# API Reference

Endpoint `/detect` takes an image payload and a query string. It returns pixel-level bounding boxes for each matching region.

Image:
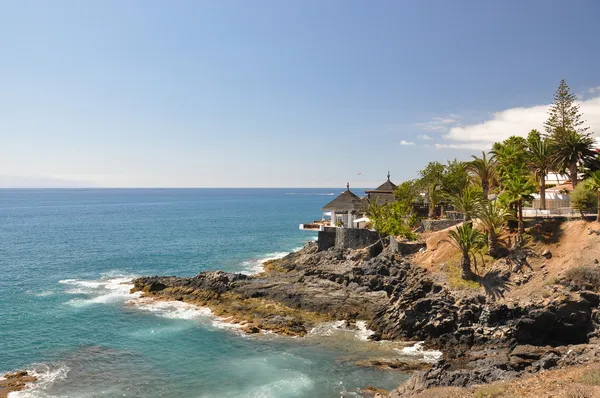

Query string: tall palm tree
[500,173,536,241]
[550,129,597,188]
[584,171,600,222]
[527,131,554,210]
[477,200,511,257]
[447,186,484,222]
[467,152,496,198]
[447,223,486,280]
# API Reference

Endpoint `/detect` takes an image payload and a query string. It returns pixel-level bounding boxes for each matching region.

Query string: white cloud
[400,140,416,146]
[588,86,600,94]
[416,116,458,132]
[440,95,600,150]
[417,134,434,140]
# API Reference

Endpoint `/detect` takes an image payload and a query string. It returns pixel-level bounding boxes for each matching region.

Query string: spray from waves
[396,342,443,363]
[129,297,241,330]
[240,252,290,274]
[308,320,375,341]
[8,363,70,398]
[59,274,140,307]
[240,237,317,274]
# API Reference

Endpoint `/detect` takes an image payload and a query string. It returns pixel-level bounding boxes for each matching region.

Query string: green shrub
[564,265,600,290]
[475,384,507,398]
[571,183,598,217]
[580,369,600,386]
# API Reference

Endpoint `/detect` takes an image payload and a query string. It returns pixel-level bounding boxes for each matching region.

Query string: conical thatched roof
[373,172,396,192]
[322,183,364,212]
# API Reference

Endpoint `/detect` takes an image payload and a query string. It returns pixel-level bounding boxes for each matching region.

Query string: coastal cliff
[132,222,600,396]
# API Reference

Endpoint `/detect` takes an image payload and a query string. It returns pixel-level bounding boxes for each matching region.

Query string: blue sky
[1,0,599,188]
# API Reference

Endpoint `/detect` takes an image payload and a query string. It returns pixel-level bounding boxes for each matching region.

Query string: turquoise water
[0,189,411,397]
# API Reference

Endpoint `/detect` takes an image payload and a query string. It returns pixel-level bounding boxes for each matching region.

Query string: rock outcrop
[133,241,600,395]
[0,371,36,398]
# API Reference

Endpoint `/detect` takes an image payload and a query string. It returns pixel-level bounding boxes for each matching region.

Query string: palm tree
[477,200,511,257]
[584,171,600,222]
[527,131,554,210]
[466,152,496,198]
[447,223,486,280]
[426,184,442,219]
[447,186,484,222]
[500,173,536,241]
[550,129,597,188]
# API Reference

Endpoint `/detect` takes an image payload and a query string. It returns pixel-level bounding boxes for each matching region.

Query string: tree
[366,198,418,240]
[491,136,528,187]
[447,223,486,280]
[549,128,597,187]
[419,161,445,219]
[441,159,470,197]
[526,130,553,210]
[466,152,496,198]
[447,186,484,222]
[478,200,511,257]
[570,182,598,220]
[583,171,600,222]
[544,79,589,136]
[500,172,536,241]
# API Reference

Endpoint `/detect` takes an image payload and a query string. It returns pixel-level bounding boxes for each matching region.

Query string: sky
[1,0,599,188]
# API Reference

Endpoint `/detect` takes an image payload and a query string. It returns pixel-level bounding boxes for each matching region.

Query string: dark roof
[322,183,365,212]
[366,192,396,206]
[366,172,397,193]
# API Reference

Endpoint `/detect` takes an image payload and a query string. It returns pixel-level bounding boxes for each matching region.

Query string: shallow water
[0,189,422,397]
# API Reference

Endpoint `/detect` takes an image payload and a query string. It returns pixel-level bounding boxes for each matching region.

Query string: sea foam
[60,275,140,307]
[397,342,443,363]
[8,363,70,398]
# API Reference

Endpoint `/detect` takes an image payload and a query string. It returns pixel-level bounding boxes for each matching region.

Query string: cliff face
[132,241,600,394]
[132,242,412,335]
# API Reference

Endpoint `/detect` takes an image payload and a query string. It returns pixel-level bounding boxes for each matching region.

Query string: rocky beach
[132,220,600,397]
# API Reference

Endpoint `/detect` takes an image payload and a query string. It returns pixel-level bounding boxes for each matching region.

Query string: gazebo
[364,172,397,206]
[322,183,365,228]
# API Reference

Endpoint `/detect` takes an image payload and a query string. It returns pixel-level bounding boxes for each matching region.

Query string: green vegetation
[467,151,497,198]
[583,171,600,222]
[366,197,418,241]
[564,265,600,291]
[474,384,508,398]
[571,183,598,219]
[478,200,512,257]
[447,223,486,280]
[364,80,599,280]
[580,369,600,386]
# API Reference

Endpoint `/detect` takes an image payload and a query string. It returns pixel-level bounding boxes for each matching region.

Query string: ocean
[0,189,414,397]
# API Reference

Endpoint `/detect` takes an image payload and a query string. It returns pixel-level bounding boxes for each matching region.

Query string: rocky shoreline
[132,241,600,396]
[0,371,37,398]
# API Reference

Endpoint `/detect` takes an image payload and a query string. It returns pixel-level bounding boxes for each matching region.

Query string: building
[364,172,397,206]
[322,183,365,228]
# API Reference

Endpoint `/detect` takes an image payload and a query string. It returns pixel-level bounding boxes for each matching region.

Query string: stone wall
[421,219,462,232]
[317,227,336,251]
[389,238,426,255]
[335,228,380,250]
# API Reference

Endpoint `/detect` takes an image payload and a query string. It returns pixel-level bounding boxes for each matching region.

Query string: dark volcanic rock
[133,241,600,393]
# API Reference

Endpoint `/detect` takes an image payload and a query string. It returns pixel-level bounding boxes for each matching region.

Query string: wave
[396,342,443,363]
[60,275,140,307]
[240,252,290,274]
[25,290,55,297]
[308,320,374,341]
[285,193,335,196]
[8,363,70,398]
[128,297,241,330]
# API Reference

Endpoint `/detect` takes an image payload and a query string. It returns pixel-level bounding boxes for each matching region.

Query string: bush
[571,183,598,216]
[475,384,508,398]
[564,265,600,290]
[580,369,600,386]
